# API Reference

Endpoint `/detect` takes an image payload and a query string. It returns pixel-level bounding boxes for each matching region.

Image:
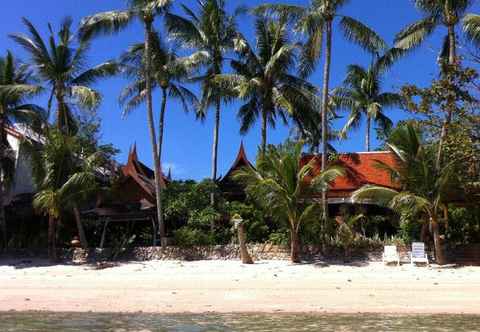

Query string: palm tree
[257,0,386,219]
[395,0,475,169]
[214,14,317,153]
[0,51,45,250]
[335,51,404,151]
[11,17,118,135]
[165,0,239,204]
[352,124,460,265]
[119,29,199,163]
[395,0,475,66]
[30,130,99,260]
[235,141,344,263]
[79,0,172,246]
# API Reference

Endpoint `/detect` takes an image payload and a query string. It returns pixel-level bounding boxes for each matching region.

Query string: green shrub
[447,206,480,245]
[173,227,215,247]
[268,231,289,246]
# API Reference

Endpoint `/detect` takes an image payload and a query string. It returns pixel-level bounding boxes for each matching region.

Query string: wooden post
[100,220,109,249]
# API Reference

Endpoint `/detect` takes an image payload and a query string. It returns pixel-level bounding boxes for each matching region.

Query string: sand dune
[1,259,479,314]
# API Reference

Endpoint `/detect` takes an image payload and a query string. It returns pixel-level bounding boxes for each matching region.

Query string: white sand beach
[1,259,479,314]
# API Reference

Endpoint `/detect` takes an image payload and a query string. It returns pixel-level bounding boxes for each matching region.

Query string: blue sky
[2,0,479,180]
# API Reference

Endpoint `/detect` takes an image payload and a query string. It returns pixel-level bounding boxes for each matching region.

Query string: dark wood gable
[219,142,254,201]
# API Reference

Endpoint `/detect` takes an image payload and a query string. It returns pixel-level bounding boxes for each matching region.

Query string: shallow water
[1,312,479,332]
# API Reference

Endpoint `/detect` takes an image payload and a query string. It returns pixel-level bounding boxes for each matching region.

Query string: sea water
[1,312,479,331]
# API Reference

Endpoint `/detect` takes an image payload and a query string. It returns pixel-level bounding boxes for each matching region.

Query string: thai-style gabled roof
[120,144,167,206]
[219,142,255,201]
[301,151,401,199]
[220,142,254,183]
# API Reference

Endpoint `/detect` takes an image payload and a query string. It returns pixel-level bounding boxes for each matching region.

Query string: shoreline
[1,259,479,315]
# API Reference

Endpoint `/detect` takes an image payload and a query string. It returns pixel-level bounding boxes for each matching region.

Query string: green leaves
[235,141,343,230]
[463,14,480,47]
[394,16,438,50]
[340,16,387,55]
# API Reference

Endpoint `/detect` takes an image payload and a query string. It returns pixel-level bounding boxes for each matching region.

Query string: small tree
[231,213,253,264]
[235,141,344,263]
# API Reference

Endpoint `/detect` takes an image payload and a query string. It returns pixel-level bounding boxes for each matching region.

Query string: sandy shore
[1,259,479,314]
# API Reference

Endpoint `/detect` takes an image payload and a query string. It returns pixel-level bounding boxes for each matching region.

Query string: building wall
[5,131,36,205]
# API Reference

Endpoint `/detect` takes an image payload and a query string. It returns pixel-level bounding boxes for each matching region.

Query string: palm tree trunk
[238,222,253,264]
[435,17,457,170]
[210,99,221,206]
[261,109,267,154]
[320,20,333,222]
[73,205,88,249]
[48,215,57,262]
[158,88,167,161]
[290,225,301,263]
[0,115,7,250]
[366,115,371,152]
[447,24,456,65]
[431,217,446,265]
[144,19,166,247]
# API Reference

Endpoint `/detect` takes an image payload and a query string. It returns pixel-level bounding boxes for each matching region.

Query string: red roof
[301,152,400,198]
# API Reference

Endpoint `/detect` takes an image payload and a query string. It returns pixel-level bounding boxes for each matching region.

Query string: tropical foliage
[352,124,461,264]
[234,141,344,262]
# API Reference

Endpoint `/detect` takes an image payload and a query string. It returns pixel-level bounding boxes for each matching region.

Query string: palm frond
[340,16,388,55]
[79,10,134,42]
[394,16,438,50]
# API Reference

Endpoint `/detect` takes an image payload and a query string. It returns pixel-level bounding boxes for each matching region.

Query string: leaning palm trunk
[435,19,457,170]
[0,117,7,250]
[210,100,221,207]
[48,215,58,262]
[366,115,371,152]
[158,88,167,161]
[261,109,267,154]
[144,19,166,247]
[237,222,253,264]
[73,205,88,249]
[431,217,446,265]
[320,20,333,223]
[290,224,301,263]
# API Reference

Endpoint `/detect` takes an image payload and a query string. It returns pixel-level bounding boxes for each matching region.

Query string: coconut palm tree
[257,0,386,219]
[31,128,109,260]
[79,0,172,246]
[10,17,118,135]
[119,29,199,163]
[352,124,461,265]
[395,1,475,170]
[214,14,318,153]
[235,141,344,263]
[335,53,404,151]
[165,0,240,204]
[0,51,45,250]
[395,0,475,66]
